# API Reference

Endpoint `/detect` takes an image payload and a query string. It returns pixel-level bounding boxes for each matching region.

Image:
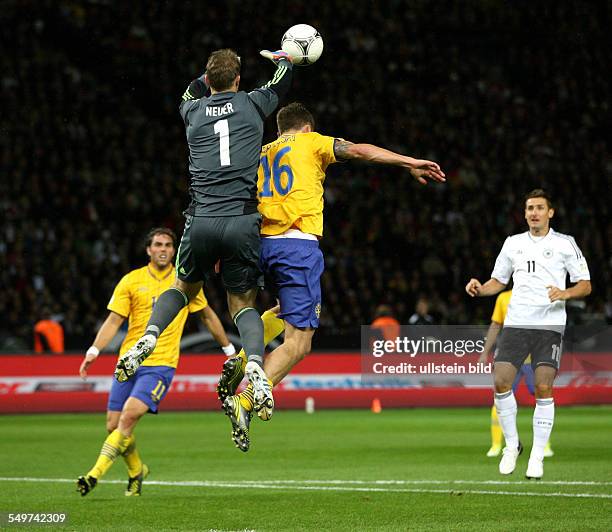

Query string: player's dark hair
[525,188,553,209]
[205,49,241,91]
[145,227,177,248]
[277,102,315,133]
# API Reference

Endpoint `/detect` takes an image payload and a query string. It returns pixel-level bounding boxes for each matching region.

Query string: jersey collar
[527,227,553,243]
[147,264,174,281]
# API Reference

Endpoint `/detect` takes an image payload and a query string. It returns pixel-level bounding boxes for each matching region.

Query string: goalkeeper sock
[234,308,264,366]
[491,405,503,448]
[145,288,188,338]
[236,308,285,371]
[87,429,131,479]
[122,434,143,478]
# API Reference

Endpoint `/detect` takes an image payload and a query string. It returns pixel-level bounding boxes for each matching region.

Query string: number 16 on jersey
[259,147,294,197]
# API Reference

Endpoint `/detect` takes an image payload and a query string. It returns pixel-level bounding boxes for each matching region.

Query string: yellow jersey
[491,290,512,324]
[257,132,336,237]
[107,265,207,368]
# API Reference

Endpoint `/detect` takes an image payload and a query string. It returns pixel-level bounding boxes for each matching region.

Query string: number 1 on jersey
[214,119,231,166]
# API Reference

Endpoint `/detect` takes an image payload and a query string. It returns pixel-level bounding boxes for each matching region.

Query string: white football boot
[526,456,544,480]
[499,442,523,475]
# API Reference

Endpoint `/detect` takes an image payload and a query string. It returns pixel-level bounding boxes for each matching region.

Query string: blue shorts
[512,363,535,395]
[260,238,324,328]
[108,365,175,413]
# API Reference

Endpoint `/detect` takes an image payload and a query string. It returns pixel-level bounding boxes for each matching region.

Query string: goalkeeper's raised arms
[260,49,294,64]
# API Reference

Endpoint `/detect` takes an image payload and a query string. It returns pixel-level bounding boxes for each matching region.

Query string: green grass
[1,407,611,531]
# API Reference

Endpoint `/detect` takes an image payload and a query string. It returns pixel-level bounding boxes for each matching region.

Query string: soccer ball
[281,24,324,66]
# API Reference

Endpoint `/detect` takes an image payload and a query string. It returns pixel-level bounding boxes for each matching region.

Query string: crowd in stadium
[1,1,609,350]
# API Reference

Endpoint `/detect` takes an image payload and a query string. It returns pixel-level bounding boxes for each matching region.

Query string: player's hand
[408,160,446,185]
[477,352,489,364]
[547,285,569,302]
[79,346,99,380]
[260,50,293,64]
[465,278,482,297]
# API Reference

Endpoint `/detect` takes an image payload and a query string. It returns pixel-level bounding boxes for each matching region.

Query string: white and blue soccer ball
[281,24,324,66]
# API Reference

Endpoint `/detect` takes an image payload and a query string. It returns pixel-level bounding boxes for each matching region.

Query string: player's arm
[79,311,126,379]
[333,140,445,184]
[249,53,294,118]
[198,306,236,356]
[465,278,507,298]
[180,76,207,104]
[478,320,503,363]
[547,280,592,302]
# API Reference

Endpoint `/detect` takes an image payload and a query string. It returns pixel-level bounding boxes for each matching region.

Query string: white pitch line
[233,479,612,487]
[0,477,611,499]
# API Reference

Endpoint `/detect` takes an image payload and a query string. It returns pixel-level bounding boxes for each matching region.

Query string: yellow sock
[122,434,143,478]
[262,308,285,344]
[491,405,503,448]
[238,380,275,412]
[239,384,255,412]
[237,308,285,371]
[87,429,131,479]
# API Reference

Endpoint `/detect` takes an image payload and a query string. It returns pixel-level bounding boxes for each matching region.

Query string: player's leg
[143,278,202,343]
[526,365,556,478]
[217,305,284,404]
[517,363,552,455]
[116,397,150,496]
[236,322,313,412]
[106,410,121,433]
[77,379,133,496]
[83,400,147,479]
[493,328,529,474]
[119,367,174,494]
[526,332,560,479]
[236,237,323,420]
[104,405,152,494]
[487,406,503,457]
[489,361,527,458]
[222,214,271,417]
[264,323,314,384]
[494,362,520,446]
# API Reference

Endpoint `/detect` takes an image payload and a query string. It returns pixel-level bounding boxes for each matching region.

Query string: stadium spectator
[1,1,608,350]
[408,297,435,325]
[33,309,64,353]
[371,305,400,342]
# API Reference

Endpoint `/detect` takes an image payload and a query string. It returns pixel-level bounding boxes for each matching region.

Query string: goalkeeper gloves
[260,50,293,64]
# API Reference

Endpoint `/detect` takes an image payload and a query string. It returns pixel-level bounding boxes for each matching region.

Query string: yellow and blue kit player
[76,228,233,497]
[219,102,445,451]
[479,290,554,458]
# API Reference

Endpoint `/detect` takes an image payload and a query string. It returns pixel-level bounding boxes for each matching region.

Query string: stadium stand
[1,1,609,350]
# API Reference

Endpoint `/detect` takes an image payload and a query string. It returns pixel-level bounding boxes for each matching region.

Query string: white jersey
[491,228,590,331]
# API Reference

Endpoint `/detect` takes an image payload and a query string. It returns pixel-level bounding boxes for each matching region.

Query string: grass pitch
[1,406,611,531]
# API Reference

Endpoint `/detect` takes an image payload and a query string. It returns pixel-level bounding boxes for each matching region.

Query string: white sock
[531,398,554,461]
[494,391,519,449]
